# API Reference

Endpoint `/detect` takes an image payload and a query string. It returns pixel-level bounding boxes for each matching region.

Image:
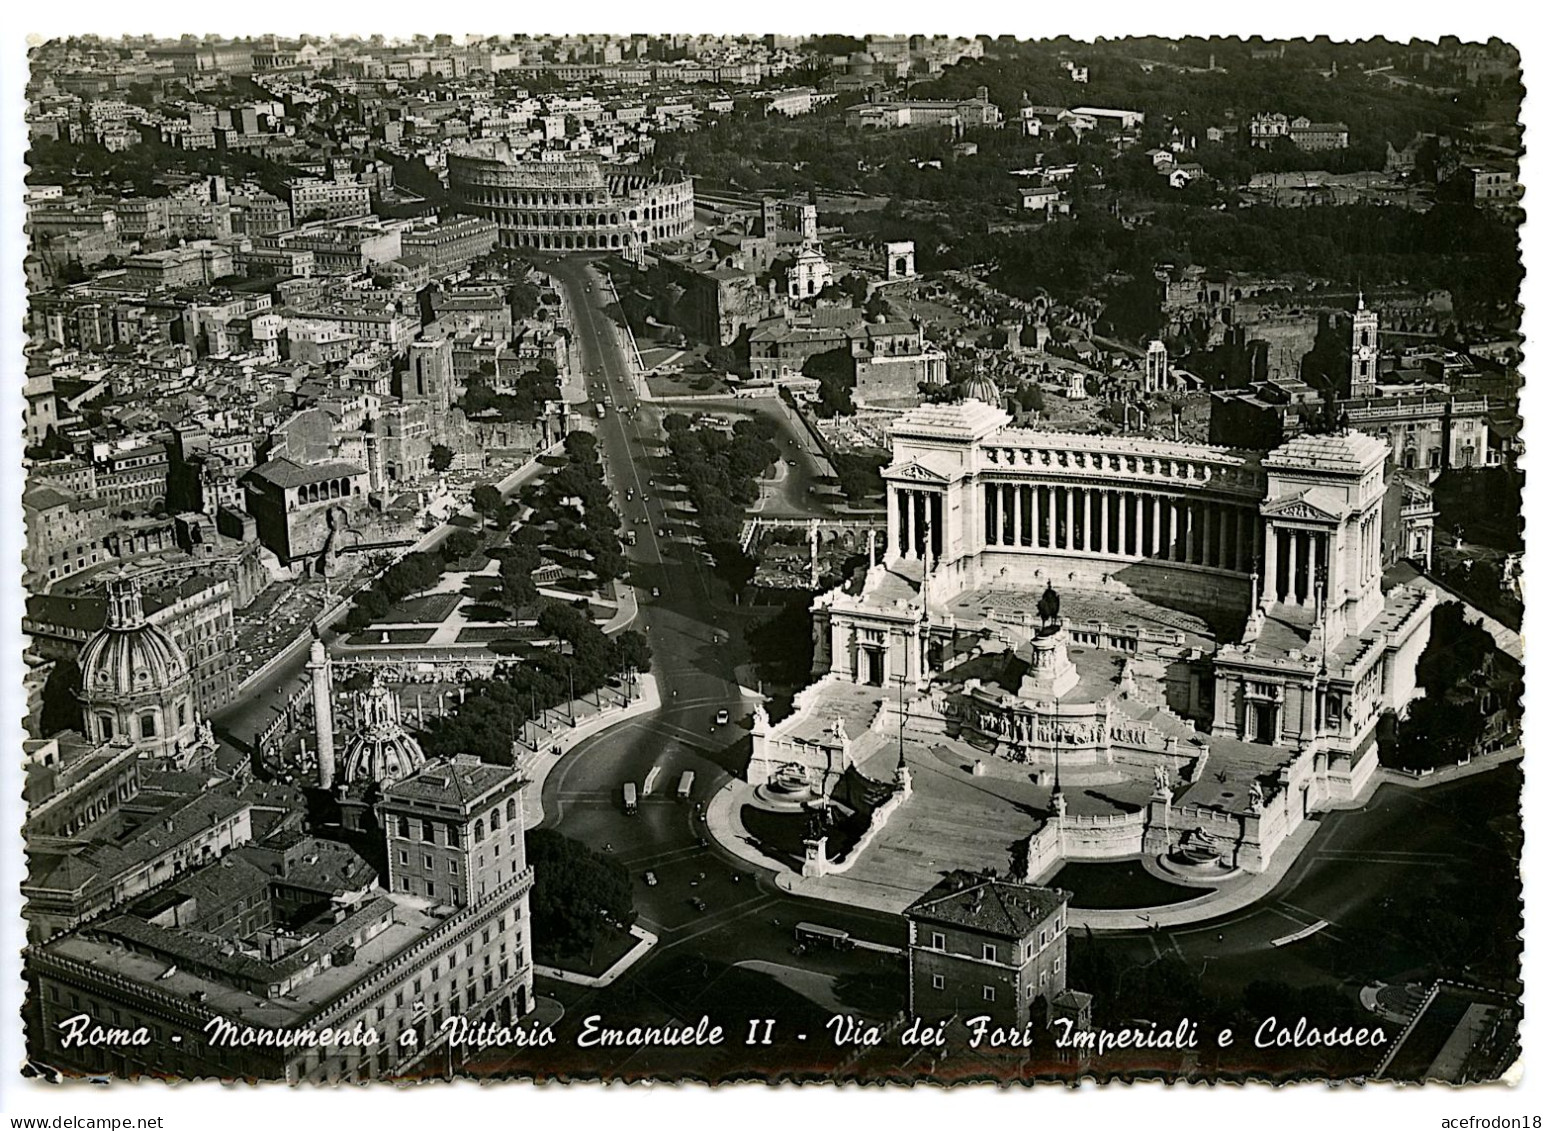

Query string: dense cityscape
[18,32,1524,1085]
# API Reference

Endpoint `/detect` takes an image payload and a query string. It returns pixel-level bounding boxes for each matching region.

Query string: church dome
[961,373,1002,406]
[342,674,427,787]
[80,576,189,704]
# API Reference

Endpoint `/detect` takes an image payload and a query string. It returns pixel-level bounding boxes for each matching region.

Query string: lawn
[347,627,438,646]
[386,593,463,625]
[456,625,533,644]
[1046,860,1210,910]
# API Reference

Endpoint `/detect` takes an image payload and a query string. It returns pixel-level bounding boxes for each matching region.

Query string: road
[460,259,908,1076]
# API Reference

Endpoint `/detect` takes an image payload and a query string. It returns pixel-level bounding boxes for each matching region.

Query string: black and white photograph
[1,14,1534,1114]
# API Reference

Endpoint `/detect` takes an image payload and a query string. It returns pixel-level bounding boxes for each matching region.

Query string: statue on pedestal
[1248,780,1264,814]
[1038,582,1061,631]
[1153,763,1170,794]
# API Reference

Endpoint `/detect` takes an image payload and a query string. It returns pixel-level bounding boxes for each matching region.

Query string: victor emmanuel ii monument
[747,385,1436,885]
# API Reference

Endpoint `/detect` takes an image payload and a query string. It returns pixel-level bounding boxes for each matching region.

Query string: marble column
[1134,493,1145,557]
[1151,496,1163,557]
[1218,505,1231,569]
[1100,491,1111,554]
[1184,501,1196,565]
[1047,485,1057,550]
[1064,488,1075,550]
[890,488,902,558]
[1012,484,1024,547]
[1235,508,1246,573]
[1264,524,1279,603]
[1305,530,1317,607]
[903,490,916,559]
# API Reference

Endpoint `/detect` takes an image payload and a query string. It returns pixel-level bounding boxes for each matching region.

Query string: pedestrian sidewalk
[704,779,920,915]
[533,925,658,988]
[522,672,663,830]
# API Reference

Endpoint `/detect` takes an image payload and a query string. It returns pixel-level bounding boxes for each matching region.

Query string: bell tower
[1349,293,1379,398]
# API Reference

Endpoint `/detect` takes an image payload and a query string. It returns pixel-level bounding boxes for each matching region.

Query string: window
[449,859,458,874]
[447,825,460,847]
[982,944,996,962]
[399,850,408,866]
[424,855,433,869]
[931,975,944,990]
[931,932,945,950]
[422,820,435,844]
[398,816,410,839]
[140,713,157,739]
[983,986,995,1002]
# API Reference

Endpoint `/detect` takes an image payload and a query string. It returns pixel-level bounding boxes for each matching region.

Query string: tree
[802,348,857,418]
[612,630,652,676]
[526,830,635,964]
[440,529,480,561]
[429,444,454,473]
[39,658,82,737]
[471,484,505,524]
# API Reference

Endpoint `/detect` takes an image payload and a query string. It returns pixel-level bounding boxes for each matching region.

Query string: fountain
[753,762,821,811]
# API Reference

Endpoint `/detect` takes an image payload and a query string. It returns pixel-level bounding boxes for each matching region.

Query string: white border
[0,2,1541,1128]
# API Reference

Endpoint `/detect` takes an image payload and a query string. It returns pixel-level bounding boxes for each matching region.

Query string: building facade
[448,147,694,260]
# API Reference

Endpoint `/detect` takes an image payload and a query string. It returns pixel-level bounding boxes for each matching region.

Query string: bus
[794,922,854,951]
[677,771,695,801]
[596,403,607,419]
[623,782,638,815]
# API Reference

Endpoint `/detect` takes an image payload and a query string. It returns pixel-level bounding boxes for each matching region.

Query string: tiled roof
[906,877,1069,939]
[246,455,366,489]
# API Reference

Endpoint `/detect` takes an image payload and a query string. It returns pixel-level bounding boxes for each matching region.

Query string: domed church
[78,574,215,771]
[332,670,430,834]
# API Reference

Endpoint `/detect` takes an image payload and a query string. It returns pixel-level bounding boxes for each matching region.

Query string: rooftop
[905,877,1069,938]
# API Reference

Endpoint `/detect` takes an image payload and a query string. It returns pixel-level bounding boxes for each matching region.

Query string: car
[658,528,668,537]
[652,587,661,598]
[786,459,797,466]
[644,871,658,886]
[689,898,707,912]
[714,709,730,726]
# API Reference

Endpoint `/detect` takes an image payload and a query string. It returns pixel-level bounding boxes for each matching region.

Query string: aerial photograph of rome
[12,28,1526,1089]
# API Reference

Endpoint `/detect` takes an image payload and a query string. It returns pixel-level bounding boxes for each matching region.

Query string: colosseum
[447,144,695,259]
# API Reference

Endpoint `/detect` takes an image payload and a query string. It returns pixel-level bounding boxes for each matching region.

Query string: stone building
[26,655,536,1082]
[906,876,1076,1030]
[448,146,693,260]
[755,391,1436,879]
[240,455,372,572]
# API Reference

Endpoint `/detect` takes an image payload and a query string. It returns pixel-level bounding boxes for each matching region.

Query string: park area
[338,433,627,659]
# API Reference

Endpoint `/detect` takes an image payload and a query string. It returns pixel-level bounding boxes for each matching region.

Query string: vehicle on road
[714,709,730,726]
[652,587,660,598]
[595,403,607,419]
[625,530,637,546]
[644,871,657,886]
[677,771,695,801]
[658,528,668,537]
[689,898,707,912]
[795,922,855,951]
[623,782,638,815]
